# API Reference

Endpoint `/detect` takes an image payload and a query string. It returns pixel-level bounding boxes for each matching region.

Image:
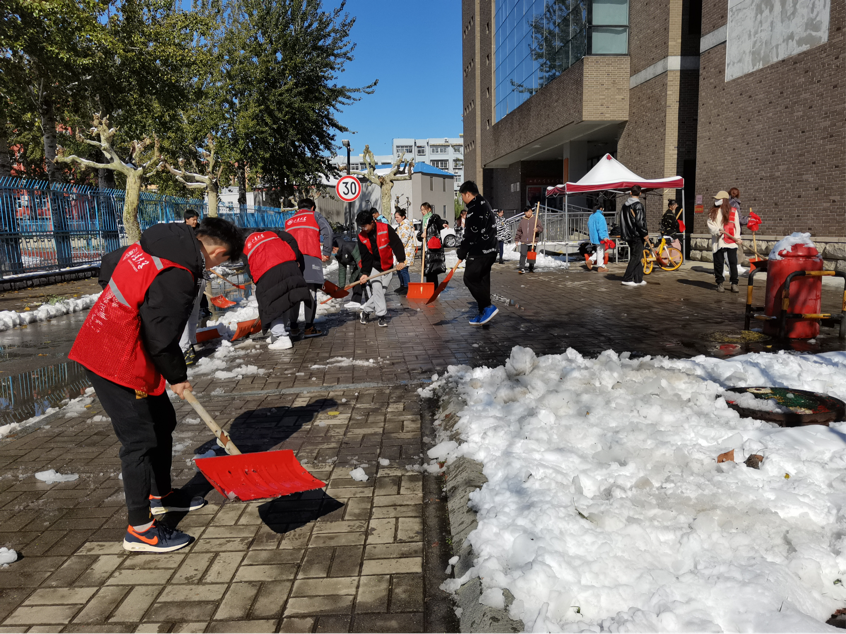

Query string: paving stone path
[1,260,844,633]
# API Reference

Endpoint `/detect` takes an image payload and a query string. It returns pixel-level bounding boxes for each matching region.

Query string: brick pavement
[1,259,845,633]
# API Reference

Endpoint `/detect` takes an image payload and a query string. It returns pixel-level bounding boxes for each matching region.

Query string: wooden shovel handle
[320,268,398,304]
[184,391,242,456]
[211,269,246,289]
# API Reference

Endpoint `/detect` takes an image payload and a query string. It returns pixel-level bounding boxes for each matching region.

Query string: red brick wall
[693,0,846,236]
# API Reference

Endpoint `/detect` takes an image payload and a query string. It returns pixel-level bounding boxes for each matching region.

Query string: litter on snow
[0,293,101,333]
[35,470,79,483]
[429,345,846,632]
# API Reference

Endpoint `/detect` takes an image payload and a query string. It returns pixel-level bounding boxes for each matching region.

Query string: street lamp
[342,140,351,233]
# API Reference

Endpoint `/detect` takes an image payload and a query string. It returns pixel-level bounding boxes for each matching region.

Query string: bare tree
[352,145,414,217]
[55,113,159,243]
[158,134,224,217]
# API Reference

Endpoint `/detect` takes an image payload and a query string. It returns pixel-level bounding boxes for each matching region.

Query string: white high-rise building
[392,137,464,189]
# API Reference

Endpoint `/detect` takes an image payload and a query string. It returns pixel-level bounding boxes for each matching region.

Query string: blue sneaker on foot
[469,313,482,325]
[478,305,499,325]
[150,490,207,516]
[123,521,193,553]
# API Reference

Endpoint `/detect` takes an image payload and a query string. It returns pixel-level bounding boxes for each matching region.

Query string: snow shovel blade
[231,318,261,342]
[210,295,237,309]
[196,326,223,343]
[406,282,434,302]
[526,248,538,261]
[194,450,326,501]
[426,266,459,305]
[321,280,348,299]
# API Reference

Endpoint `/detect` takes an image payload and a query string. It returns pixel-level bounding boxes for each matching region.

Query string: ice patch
[311,357,377,370]
[349,467,369,482]
[378,458,390,466]
[35,469,79,483]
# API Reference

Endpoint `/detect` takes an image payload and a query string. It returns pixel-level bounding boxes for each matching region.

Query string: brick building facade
[464,0,845,238]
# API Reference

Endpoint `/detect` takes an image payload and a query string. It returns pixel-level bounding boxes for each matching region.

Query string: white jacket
[707,208,741,252]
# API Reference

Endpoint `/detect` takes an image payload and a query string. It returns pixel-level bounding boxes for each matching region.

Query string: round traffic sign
[336,175,362,203]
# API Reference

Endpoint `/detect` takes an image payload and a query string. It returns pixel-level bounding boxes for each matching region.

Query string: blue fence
[0,178,294,276]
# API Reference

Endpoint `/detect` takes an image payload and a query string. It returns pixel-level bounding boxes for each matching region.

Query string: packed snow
[311,357,378,370]
[349,467,369,482]
[0,547,17,567]
[0,293,100,332]
[769,232,819,260]
[428,346,846,632]
[35,469,79,483]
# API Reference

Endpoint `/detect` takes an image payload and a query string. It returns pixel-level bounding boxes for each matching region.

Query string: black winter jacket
[620,197,648,241]
[98,223,203,386]
[423,215,446,276]
[456,194,497,260]
[244,230,312,332]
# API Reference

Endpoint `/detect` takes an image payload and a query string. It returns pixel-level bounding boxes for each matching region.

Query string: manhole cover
[723,387,845,426]
[706,330,771,343]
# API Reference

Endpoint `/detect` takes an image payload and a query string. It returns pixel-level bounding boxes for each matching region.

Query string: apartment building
[392,138,465,188]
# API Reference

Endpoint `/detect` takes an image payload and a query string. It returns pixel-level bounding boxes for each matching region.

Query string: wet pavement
[0,257,845,632]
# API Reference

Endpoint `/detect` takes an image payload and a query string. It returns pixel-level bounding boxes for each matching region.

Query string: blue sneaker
[123,521,193,553]
[150,490,207,516]
[469,313,482,325]
[478,305,499,325]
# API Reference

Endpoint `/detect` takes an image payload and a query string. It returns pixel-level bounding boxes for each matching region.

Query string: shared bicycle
[642,235,684,274]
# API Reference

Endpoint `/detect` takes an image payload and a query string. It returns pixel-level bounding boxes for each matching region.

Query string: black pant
[425,272,439,286]
[623,239,645,283]
[87,371,177,526]
[713,247,739,285]
[497,240,504,262]
[464,252,497,312]
[287,284,318,328]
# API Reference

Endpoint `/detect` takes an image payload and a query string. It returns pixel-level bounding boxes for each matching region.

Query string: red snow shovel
[207,292,237,309]
[526,202,541,262]
[408,228,434,301]
[211,269,248,290]
[230,317,262,342]
[186,391,325,501]
[426,261,461,305]
[320,268,397,305]
[321,280,349,299]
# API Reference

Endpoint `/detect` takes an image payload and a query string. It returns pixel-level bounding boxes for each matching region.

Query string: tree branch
[54,154,112,171]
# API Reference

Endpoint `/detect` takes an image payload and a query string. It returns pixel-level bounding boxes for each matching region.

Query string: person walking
[284,198,333,338]
[456,209,467,244]
[371,207,390,225]
[620,185,648,287]
[419,202,446,286]
[393,209,415,295]
[243,228,312,350]
[707,190,742,293]
[587,204,609,272]
[70,218,244,553]
[514,206,543,274]
[332,237,364,304]
[457,181,499,325]
[356,210,406,327]
[495,209,508,264]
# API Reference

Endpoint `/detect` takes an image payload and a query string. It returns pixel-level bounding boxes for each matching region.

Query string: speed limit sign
[336,175,362,203]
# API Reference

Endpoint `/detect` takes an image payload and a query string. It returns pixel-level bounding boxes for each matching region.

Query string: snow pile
[311,357,378,370]
[0,547,17,567]
[0,293,100,332]
[214,365,265,381]
[769,232,819,260]
[35,470,79,483]
[499,245,570,269]
[729,390,794,414]
[431,346,846,631]
[349,467,369,482]
[188,340,246,376]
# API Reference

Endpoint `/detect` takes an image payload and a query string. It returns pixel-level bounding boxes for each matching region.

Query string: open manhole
[723,387,845,427]
[706,330,772,344]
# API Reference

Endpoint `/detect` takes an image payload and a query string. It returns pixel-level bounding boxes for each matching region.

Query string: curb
[435,389,523,633]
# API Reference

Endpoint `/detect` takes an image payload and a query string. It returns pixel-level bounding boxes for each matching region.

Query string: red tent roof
[546,154,684,196]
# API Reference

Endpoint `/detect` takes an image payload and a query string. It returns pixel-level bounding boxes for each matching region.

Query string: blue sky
[326,0,463,158]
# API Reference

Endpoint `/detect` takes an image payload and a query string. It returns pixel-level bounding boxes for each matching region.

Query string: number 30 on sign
[336,175,361,202]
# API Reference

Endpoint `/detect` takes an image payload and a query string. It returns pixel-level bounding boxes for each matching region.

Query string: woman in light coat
[393,209,415,295]
[707,190,742,293]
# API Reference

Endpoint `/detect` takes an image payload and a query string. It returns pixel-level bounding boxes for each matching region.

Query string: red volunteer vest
[244,231,297,282]
[723,208,739,244]
[358,222,394,271]
[285,210,321,259]
[69,244,193,396]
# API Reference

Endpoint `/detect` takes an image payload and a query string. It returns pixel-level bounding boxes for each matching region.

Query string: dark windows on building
[494,0,629,122]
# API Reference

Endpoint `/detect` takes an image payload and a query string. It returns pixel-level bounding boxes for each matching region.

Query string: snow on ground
[428,346,846,632]
[0,293,100,332]
[0,547,17,567]
[311,357,378,370]
[35,469,79,483]
[349,467,369,482]
[500,245,570,269]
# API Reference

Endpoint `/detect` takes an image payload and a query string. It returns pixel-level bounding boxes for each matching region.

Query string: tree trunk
[0,111,12,178]
[123,171,142,243]
[98,167,116,190]
[237,164,247,209]
[40,97,61,182]
[207,182,219,217]
[380,183,393,219]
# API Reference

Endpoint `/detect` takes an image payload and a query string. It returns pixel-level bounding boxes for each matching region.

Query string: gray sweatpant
[360,272,393,318]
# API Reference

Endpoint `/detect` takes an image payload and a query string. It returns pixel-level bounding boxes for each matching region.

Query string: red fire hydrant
[763,237,823,338]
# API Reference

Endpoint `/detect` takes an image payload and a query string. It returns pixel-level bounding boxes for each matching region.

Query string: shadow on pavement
[676,278,718,290]
[259,490,344,534]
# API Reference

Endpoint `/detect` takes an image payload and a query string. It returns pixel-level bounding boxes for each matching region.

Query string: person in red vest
[355,209,406,327]
[284,198,334,338]
[70,218,244,553]
[243,228,312,350]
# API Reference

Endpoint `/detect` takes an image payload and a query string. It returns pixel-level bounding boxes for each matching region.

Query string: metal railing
[0,178,293,277]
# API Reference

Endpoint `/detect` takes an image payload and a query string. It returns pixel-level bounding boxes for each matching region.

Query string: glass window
[453,145,463,154]
[592,0,628,25]
[417,147,426,156]
[590,26,628,54]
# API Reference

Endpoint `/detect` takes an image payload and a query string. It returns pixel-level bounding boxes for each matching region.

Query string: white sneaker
[621,281,638,287]
[637,281,647,286]
[268,336,293,350]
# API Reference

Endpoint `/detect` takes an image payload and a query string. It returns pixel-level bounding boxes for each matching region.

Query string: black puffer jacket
[244,230,312,332]
[422,215,446,276]
[98,223,203,385]
[619,197,648,241]
[456,194,497,260]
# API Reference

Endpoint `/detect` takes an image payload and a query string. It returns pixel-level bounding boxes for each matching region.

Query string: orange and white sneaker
[123,521,193,553]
